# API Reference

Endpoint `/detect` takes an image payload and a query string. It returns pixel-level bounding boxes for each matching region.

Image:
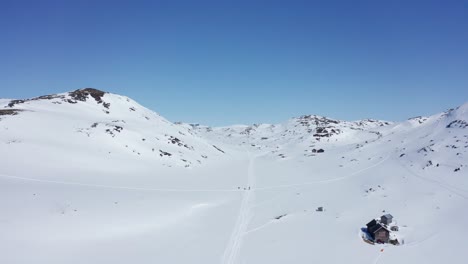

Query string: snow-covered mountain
[183,115,391,150]
[0,89,230,175]
[185,103,467,173]
[1,89,467,264]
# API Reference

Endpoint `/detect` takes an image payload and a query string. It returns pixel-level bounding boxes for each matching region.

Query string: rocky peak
[5,88,111,111]
[68,88,110,109]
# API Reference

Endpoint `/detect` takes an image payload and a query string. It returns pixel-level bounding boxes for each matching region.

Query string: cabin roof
[382,214,393,219]
[373,224,390,234]
[367,219,390,234]
[366,219,377,228]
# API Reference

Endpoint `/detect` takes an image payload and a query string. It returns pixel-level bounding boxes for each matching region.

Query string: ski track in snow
[403,233,438,247]
[222,150,256,264]
[243,220,274,236]
[222,151,392,263]
[396,160,468,200]
[0,152,390,194]
[254,154,391,191]
[0,173,239,193]
[373,250,383,264]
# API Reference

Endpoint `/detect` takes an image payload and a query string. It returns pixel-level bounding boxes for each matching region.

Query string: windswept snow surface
[1,90,467,263]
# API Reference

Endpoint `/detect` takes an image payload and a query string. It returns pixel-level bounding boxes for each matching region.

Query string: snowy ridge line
[0,173,240,192]
[253,154,391,191]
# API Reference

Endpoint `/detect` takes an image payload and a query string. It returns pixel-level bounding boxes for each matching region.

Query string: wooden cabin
[373,225,390,243]
[366,220,390,243]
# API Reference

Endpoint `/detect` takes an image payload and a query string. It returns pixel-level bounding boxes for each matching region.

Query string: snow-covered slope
[0,89,230,176]
[184,115,392,158]
[1,90,467,264]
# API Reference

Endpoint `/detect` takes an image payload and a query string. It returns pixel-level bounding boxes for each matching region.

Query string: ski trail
[243,220,274,236]
[373,245,387,264]
[403,233,438,247]
[254,154,390,191]
[0,173,239,193]
[373,250,383,264]
[396,161,468,200]
[222,151,256,264]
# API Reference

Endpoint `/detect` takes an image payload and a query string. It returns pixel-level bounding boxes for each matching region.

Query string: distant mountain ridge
[1,88,467,173]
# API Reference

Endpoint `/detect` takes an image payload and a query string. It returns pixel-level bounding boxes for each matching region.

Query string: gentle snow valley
[1,89,467,264]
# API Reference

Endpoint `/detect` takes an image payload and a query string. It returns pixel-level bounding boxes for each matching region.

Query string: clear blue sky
[1,0,467,125]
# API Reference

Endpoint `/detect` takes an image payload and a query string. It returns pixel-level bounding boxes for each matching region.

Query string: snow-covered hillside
[1,89,467,264]
[183,114,392,156]
[0,89,230,174]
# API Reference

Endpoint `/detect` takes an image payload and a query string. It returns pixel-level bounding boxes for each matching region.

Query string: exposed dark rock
[169,136,181,145]
[213,145,225,153]
[105,125,123,137]
[7,94,64,107]
[0,109,23,116]
[316,127,327,133]
[313,126,341,137]
[408,116,428,124]
[167,136,194,150]
[298,115,340,126]
[7,89,110,110]
[447,120,468,129]
[69,88,110,109]
[418,146,434,153]
[159,150,172,157]
[241,127,255,135]
[7,100,26,107]
[274,214,287,220]
[69,88,103,102]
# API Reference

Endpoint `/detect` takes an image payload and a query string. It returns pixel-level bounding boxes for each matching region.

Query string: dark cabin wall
[375,229,389,243]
